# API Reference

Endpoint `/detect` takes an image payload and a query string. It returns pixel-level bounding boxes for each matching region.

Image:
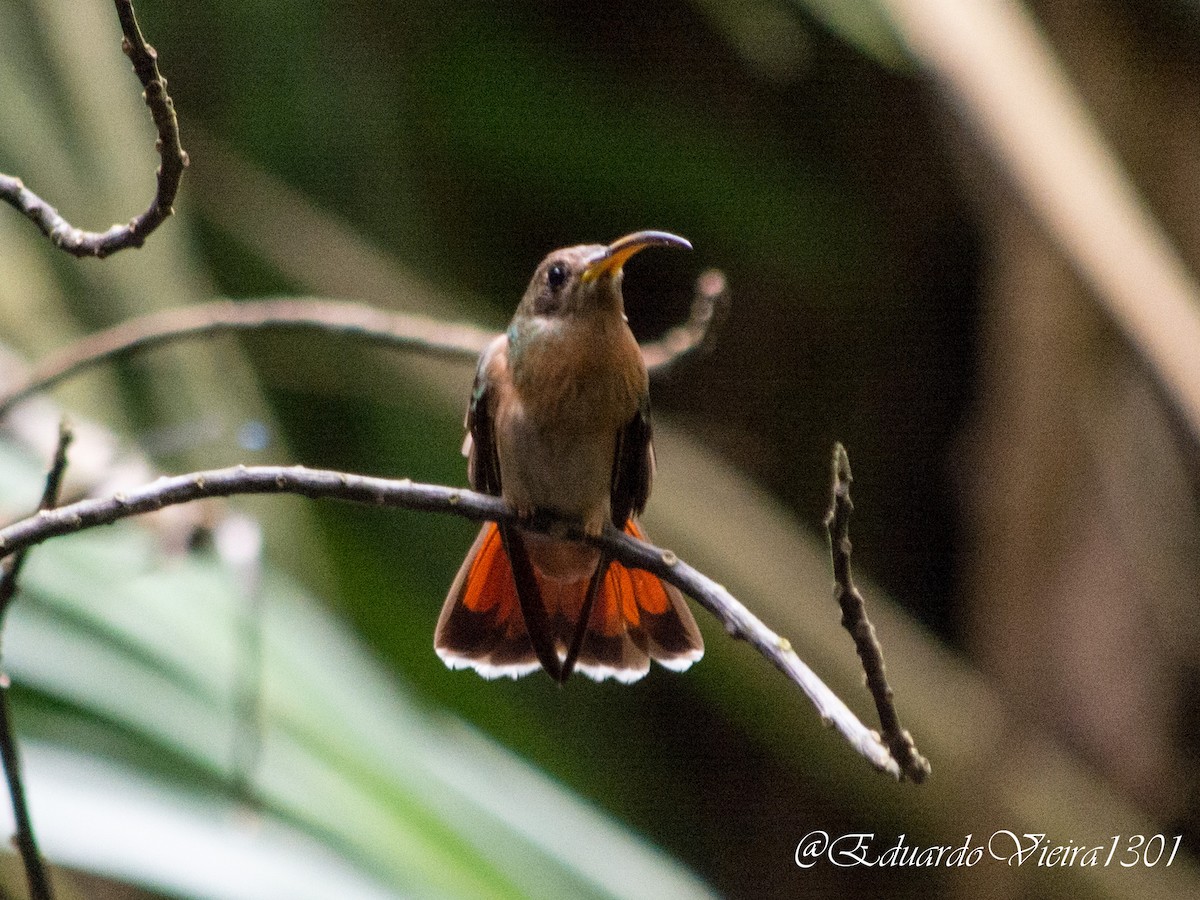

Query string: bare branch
[0,421,72,900]
[0,299,493,417]
[824,443,930,783]
[0,420,73,619]
[0,464,902,778]
[0,0,188,258]
[0,273,729,416]
[640,268,731,373]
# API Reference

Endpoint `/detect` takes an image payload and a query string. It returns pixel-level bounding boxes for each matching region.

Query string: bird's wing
[610,393,654,527]
[459,334,565,680]
[465,335,505,496]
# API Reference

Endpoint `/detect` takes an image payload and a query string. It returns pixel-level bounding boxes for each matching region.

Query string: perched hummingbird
[436,231,704,683]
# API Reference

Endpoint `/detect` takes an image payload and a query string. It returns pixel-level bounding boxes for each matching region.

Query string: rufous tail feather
[435,521,703,682]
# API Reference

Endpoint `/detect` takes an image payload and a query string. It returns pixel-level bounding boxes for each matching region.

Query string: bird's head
[514,230,692,324]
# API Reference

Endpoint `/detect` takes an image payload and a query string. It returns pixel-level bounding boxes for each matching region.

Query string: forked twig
[824,443,930,783]
[0,271,730,416]
[0,0,187,258]
[0,421,72,900]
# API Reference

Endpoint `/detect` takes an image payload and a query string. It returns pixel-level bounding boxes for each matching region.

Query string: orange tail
[435,521,703,682]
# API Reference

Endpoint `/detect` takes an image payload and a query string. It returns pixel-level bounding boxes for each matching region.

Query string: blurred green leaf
[788,0,909,68]
[9,742,400,900]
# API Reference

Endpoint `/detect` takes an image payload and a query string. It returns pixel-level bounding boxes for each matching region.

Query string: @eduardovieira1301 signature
[794,831,1183,869]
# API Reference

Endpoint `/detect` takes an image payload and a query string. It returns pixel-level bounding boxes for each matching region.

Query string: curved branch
[0,0,188,258]
[0,272,729,416]
[0,299,494,416]
[0,464,901,778]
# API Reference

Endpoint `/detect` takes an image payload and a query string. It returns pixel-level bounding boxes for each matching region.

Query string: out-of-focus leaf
[692,0,814,83]
[7,743,399,900]
[694,0,911,78]
[788,0,909,68]
[0,436,717,899]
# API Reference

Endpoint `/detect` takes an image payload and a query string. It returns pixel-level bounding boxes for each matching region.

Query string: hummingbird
[435,231,704,683]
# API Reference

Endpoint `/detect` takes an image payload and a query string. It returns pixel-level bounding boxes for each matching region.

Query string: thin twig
[0,422,73,622]
[212,514,265,804]
[0,421,72,900]
[0,274,730,416]
[0,300,491,418]
[0,0,187,258]
[639,268,731,373]
[824,443,930,783]
[0,464,903,777]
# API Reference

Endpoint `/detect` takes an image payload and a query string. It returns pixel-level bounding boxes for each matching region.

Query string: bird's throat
[507,314,643,430]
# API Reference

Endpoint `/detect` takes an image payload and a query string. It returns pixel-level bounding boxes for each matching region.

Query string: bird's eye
[547,263,567,290]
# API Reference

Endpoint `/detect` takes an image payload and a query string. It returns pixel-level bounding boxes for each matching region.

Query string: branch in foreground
[0,465,902,778]
[0,0,187,258]
[0,422,71,900]
[824,443,931,783]
[0,273,729,416]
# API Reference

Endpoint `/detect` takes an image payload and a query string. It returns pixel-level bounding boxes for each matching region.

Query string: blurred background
[1,0,1200,897]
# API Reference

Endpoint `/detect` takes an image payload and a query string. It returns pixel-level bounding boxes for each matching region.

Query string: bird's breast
[508,317,645,427]
[495,318,646,529]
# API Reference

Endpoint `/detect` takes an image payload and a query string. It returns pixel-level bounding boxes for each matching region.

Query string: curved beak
[581,230,691,282]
